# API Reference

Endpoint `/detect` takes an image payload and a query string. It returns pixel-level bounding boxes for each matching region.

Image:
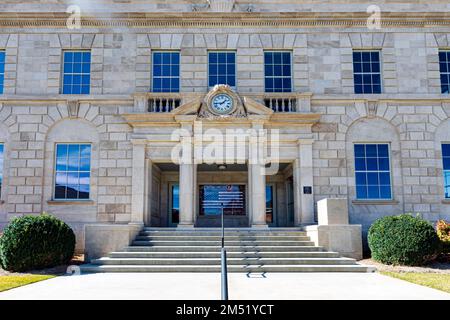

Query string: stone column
[299,139,314,225]
[249,125,267,228]
[144,159,153,226]
[130,139,146,226]
[178,135,195,228]
[292,158,302,226]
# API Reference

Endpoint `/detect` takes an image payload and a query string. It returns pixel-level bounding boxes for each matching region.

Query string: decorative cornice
[0,12,450,29]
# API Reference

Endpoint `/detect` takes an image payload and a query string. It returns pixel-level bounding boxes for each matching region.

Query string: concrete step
[135,235,311,241]
[109,251,341,259]
[139,230,307,237]
[80,264,376,273]
[132,240,316,246]
[92,257,357,266]
[124,245,325,252]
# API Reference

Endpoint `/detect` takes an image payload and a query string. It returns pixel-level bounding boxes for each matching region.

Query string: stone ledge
[47,200,95,206]
[351,200,399,205]
[442,199,450,204]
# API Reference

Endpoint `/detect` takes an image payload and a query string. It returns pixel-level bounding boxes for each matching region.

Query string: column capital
[297,138,314,145]
[131,138,147,145]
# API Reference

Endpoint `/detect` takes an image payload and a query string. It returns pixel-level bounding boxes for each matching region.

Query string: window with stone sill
[0,51,5,94]
[264,51,292,93]
[208,51,236,89]
[354,143,392,200]
[443,143,450,199]
[353,50,382,94]
[439,51,450,94]
[152,51,180,93]
[62,51,91,95]
[54,143,91,200]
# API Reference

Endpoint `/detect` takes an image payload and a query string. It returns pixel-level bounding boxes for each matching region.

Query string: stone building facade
[0,0,449,254]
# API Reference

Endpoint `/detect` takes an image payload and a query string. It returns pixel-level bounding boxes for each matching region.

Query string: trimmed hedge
[0,214,75,272]
[368,214,441,266]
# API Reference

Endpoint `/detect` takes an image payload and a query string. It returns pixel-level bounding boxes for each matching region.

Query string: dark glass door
[170,184,179,225]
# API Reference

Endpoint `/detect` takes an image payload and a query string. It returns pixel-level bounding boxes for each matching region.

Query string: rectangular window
[54,144,91,200]
[443,144,450,199]
[353,51,382,94]
[62,51,91,94]
[264,51,292,93]
[0,51,5,94]
[439,51,450,94]
[208,51,236,88]
[152,51,180,92]
[0,144,3,195]
[354,144,392,200]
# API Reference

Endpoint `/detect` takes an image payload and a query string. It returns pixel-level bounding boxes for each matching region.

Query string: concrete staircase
[80,228,375,273]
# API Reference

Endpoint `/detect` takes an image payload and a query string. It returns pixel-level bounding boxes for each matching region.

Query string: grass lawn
[0,275,55,292]
[381,271,450,294]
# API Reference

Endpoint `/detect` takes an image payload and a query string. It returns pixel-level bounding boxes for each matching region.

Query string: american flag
[201,185,245,216]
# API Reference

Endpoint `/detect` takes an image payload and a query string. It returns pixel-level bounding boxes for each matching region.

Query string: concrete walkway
[0,273,449,300]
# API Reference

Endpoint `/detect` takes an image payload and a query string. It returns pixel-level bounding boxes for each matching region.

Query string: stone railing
[246,92,312,113]
[133,92,312,113]
[147,93,183,113]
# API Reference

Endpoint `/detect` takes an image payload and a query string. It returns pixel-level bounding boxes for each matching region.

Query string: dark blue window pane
[379,172,391,185]
[353,50,382,94]
[368,186,379,199]
[0,52,5,63]
[208,51,236,88]
[378,157,390,171]
[380,186,391,199]
[356,186,367,199]
[73,52,82,63]
[366,145,377,157]
[152,51,180,92]
[377,144,388,157]
[264,51,292,93]
[367,172,379,185]
[366,158,378,171]
[354,144,365,157]
[442,144,450,158]
[355,158,366,170]
[63,51,90,94]
[171,53,179,65]
[354,85,363,94]
[439,51,450,94]
[64,52,73,62]
[371,52,380,61]
[354,143,391,200]
[153,53,162,64]
[227,53,235,64]
[356,172,366,185]
[264,52,273,64]
[443,157,450,170]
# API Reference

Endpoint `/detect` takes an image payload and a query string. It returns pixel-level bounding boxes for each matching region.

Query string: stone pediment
[171,85,273,120]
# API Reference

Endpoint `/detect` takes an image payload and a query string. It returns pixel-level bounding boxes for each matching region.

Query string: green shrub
[368,214,441,266]
[0,214,75,272]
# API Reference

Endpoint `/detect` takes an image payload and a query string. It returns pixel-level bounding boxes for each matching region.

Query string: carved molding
[67,100,80,118]
[208,0,235,13]
[1,12,450,29]
[367,100,378,118]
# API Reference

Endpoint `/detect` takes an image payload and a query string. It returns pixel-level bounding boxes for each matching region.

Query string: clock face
[211,94,234,115]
